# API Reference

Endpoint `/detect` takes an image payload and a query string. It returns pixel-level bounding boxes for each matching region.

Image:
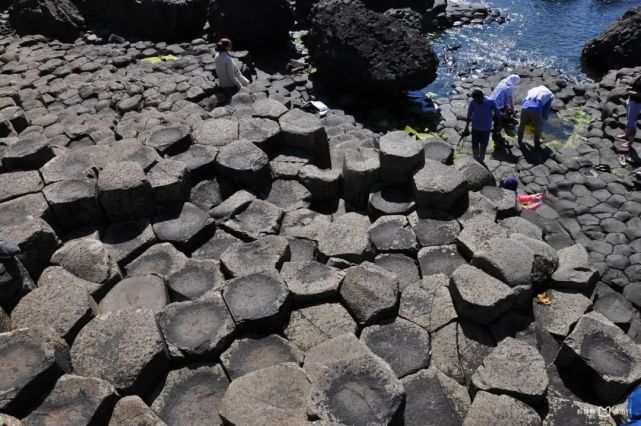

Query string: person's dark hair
[471,89,484,101]
[216,38,232,52]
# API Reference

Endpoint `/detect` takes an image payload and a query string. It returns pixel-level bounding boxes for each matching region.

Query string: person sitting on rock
[490,74,520,144]
[617,74,641,151]
[464,89,501,164]
[517,85,554,147]
[214,38,249,94]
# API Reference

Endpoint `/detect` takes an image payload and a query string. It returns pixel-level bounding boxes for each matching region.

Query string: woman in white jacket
[214,38,249,93]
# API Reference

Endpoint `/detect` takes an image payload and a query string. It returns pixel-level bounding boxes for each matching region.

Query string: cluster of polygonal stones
[0,33,637,425]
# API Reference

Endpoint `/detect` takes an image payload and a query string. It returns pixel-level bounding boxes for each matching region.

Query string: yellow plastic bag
[141,55,177,64]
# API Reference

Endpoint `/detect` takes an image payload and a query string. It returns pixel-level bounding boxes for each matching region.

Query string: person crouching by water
[517,85,554,147]
[464,89,502,165]
[490,74,520,145]
[214,38,249,96]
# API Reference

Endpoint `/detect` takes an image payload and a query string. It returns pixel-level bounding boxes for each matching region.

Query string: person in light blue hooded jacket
[490,74,520,145]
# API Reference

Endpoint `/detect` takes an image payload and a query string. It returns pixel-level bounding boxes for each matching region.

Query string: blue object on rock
[628,387,641,421]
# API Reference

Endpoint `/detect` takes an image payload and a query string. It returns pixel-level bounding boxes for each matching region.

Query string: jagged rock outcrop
[209,0,295,49]
[306,0,439,96]
[77,0,208,41]
[583,7,641,72]
[9,0,84,41]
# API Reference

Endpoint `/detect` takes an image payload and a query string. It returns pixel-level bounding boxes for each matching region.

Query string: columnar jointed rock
[306,0,438,95]
[70,308,169,395]
[317,221,373,263]
[307,346,405,426]
[0,327,71,416]
[463,391,541,426]
[43,179,106,229]
[471,237,535,287]
[342,147,380,208]
[99,275,168,314]
[555,311,641,405]
[284,303,358,352]
[298,164,341,201]
[219,363,311,425]
[167,259,225,301]
[222,270,290,329]
[220,334,304,379]
[379,131,424,183]
[408,209,461,247]
[417,244,466,277]
[279,109,330,166]
[1,132,54,171]
[533,289,592,338]
[146,160,191,205]
[399,274,457,332]
[551,244,599,292]
[151,364,229,425]
[402,368,470,425]
[4,218,60,278]
[214,140,270,190]
[582,7,641,72]
[220,235,290,277]
[361,318,430,378]
[102,219,157,266]
[23,374,118,426]
[340,262,399,325]
[374,253,420,291]
[449,264,524,324]
[152,203,214,251]
[50,238,121,287]
[11,281,95,343]
[98,161,155,222]
[280,261,344,304]
[109,395,166,426]
[413,160,468,211]
[368,215,419,253]
[156,292,235,360]
[125,243,188,278]
[471,337,549,406]
[222,199,284,240]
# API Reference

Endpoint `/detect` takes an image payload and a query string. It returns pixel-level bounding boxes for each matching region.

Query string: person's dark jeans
[472,130,491,163]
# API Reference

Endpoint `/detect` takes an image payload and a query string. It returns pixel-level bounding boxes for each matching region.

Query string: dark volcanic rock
[210,0,295,49]
[0,327,70,417]
[402,367,470,426]
[463,391,541,426]
[340,262,399,326]
[222,270,290,329]
[9,0,84,41]
[556,311,641,405]
[151,364,229,426]
[157,293,235,360]
[220,334,304,379]
[11,280,95,343]
[361,317,430,378]
[284,303,357,351]
[109,395,165,426]
[23,374,117,426]
[306,0,438,95]
[582,7,641,72]
[79,0,208,41]
[471,337,548,406]
[70,308,169,395]
[99,275,168,314]
[167,259,224,301]
[220,363,311,425]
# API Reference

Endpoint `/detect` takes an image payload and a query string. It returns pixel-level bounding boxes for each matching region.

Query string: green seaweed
[563,107,592,125]
[404,126,446,141]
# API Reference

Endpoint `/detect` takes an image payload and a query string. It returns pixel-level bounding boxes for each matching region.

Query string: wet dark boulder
[582,7,641,72]
[209,0,295,49]
[306,0,438,96]
[9,0,84,42]
[77,0,208,41]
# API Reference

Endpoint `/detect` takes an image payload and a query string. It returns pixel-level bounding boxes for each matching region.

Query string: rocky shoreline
[1,2,641,426]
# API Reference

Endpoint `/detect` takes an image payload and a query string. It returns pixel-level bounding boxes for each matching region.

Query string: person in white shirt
[214,38,249,93]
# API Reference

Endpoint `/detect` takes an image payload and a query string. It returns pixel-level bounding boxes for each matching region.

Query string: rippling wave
[423,0,641,96]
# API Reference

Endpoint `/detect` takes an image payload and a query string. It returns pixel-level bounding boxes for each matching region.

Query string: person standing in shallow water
[517,85,554,147]
[617,74,641,151]
[214,38,249,95]
[464,89,502,164]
